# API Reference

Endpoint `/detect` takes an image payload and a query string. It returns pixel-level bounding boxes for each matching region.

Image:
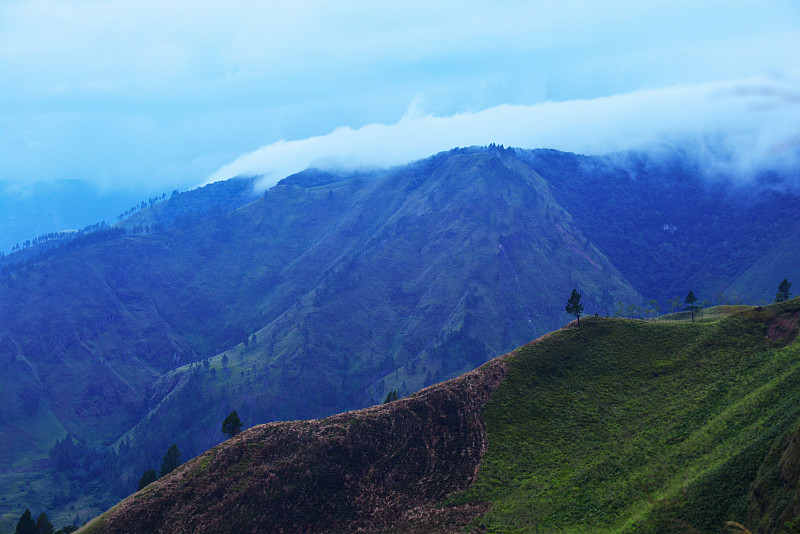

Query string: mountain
[0,146,798,528]
[76,299,800,533]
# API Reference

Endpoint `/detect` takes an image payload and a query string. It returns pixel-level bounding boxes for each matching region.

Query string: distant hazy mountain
[0,180,147,254]
[0,146,798,528]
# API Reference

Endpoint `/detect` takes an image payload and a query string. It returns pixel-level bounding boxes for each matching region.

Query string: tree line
[115,193,170,222]
[565,279,793,325]
[0,224,125,278]
[2,221,111,256]
[12,509,76,534]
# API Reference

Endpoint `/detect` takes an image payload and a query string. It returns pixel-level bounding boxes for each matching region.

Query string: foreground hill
[79,300,800,533]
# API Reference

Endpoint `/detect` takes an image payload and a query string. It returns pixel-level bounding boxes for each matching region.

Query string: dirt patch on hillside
[765,311,800,342]
[92,353,510,534]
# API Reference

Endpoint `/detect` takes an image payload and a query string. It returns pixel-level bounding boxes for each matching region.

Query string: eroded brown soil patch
[765,311,800,342]
[95,354,509,534]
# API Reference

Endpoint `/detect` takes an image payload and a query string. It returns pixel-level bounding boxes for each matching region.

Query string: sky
[1,0,799,237]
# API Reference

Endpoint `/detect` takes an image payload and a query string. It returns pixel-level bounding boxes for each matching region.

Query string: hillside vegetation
[454,300,800,532]
[78,300,800,533]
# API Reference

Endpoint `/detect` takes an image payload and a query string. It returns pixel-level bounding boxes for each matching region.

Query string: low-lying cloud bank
[210,75,800,190]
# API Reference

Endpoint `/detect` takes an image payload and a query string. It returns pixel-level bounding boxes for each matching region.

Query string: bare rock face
[91,355,509,534]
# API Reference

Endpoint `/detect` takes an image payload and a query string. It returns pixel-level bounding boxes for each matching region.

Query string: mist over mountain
[211,77,800,192]
[0,145,798,530]
[4,1,796,200]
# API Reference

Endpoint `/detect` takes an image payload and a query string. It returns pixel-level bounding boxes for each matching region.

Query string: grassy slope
[655,304,749,323]
[454,301,800,533]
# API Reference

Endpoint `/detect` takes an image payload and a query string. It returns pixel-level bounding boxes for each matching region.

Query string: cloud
[1,1,798,193]
[3,0,796,104]
[209,74,800,189]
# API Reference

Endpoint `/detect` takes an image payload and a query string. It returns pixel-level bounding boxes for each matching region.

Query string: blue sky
[1,0,799,197]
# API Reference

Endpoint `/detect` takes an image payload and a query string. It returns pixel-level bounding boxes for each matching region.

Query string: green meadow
[455,301,800,533]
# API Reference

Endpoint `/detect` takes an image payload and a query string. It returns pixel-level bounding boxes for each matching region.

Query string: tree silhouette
[15,509,35,534]
[776,279,792,302]
[159,444,181,477]
[565,289,584,327]
[222,410,243,438]
[137,468,157,491]
[647,299,660,320]
[35,513,54,534]
[685,291,698,323]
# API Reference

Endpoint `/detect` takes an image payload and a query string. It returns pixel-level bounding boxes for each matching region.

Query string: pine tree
[15,509,36,534]
[565,289,584,327]
[159,444,181,477]
[137,468,157,491]
[776,279,792,303]
[222,410,243,438]
[35,513,54,534]
[685,291,698,323]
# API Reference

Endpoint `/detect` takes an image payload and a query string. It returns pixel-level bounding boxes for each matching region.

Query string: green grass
[656,304,750,323]
[452,302,800,532]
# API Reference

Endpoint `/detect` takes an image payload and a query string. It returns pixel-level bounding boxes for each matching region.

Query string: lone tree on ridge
[776,279,792,303]
[566,289,584,327]
[222,410,243,438]
[159,444,181,477]
[685,291,698,323]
